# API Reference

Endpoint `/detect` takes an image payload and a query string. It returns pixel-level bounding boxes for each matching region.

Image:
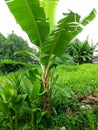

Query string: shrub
[53,54,76,66]
[0,33,35,73]
[66,39,98,64]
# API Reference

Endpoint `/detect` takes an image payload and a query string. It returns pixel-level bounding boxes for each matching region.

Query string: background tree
[0,32,34,73]
[0,33,6,43]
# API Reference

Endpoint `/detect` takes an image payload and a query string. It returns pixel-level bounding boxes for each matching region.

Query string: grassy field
[50,64,98,130]
[53,63,98,94]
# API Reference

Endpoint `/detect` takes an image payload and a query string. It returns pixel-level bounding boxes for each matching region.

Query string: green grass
[53,63,98,95]
[49,64,98,130]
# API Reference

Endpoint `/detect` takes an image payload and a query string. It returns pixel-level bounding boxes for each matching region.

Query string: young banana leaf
[40,0,59,30]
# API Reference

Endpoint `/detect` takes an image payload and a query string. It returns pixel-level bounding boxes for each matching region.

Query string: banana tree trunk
[43,67,50,112]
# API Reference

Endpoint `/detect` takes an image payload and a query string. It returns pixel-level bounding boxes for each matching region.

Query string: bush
[66,39,98,64]
[0,33,35,73]
[53,54,76,66]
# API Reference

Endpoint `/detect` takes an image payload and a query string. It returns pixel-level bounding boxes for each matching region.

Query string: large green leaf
[41,9,96,65]
[6,0,50,47]
[6,0,96,67]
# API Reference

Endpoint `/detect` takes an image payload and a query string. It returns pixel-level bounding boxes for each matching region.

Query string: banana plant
[0,72,26,130]
[20,69,47,129]
[5,0,96,112]
[0,71,46,130]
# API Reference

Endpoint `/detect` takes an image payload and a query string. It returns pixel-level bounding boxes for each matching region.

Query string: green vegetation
[66,39,98,64]
[0,0,96,129]
[0,70,46,130]
[0,64,98,129]
[0,33,34,73]
[50,64,98,130]
[6,0,96,113]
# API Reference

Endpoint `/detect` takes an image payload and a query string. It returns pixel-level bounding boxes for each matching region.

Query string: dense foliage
[0,64,98,129]
[5,0,96,114]
[1,0,96,129]
[53,54,76,66]
[0,33,34,73]
[66,39,98,64]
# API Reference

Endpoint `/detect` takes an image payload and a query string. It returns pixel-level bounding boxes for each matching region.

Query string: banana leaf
[6,0,50,47]
[6,0,96,66]
[41,9,96,65]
